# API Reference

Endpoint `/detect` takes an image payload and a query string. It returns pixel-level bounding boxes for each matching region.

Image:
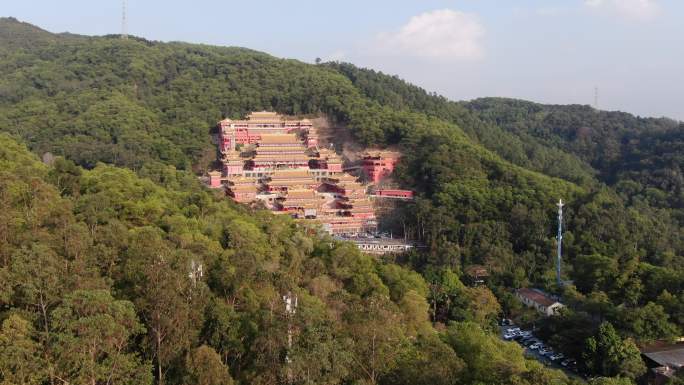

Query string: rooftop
[269,169,313,179]
[256,145,306,152]
[517,288,560,307]
[219,111,313,127]
[363,150,401,159]
[258,134,302,145]
[227,177,259,185]
[252,154,311,162]
[465,265,490,277]
[267,179,316,187]
[286,190,317,199]
[229,185,258,192]
[641,342,684,368]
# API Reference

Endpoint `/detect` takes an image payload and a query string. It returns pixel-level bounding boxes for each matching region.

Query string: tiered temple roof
[214,112,376,234]
[256,145,307,155]
[265,169,319,193]
[228,184,258,203]
[258,134,303,145]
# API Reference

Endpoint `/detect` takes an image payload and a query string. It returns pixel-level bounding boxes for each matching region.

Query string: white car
[507,327,521,333]
[539,348,552,356]
[529,343,542,350]
[561,359,576,367]
[550,353,565,361]
[503,333,515,340]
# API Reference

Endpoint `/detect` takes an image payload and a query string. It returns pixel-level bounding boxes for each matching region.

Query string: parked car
[506,327,521,333]
[550,353,565,361]
[503,333,515,340]
[529,343,542,350]
[539,348,552,356]
[519,330,532,337]
[523,338,539,346]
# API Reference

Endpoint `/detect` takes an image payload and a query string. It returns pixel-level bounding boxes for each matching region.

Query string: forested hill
[6,132,564,385]
[327,62,684,195]
[1,17,683,385]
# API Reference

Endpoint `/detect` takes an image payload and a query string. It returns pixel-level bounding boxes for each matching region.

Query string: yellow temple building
[210,112,376,234]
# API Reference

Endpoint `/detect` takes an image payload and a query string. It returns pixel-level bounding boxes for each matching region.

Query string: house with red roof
[516,288,564,316]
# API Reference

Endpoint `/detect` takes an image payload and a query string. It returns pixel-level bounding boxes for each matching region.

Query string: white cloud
[376,9,485,61]
[584,0,660,21]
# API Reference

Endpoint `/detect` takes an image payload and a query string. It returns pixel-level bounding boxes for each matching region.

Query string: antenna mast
[556,199,564,287]
[121,0,128,40]
[594,86,598,110]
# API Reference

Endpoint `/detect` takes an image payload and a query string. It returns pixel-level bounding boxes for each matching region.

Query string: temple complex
[217,111,313,153]
[211,111,379,235]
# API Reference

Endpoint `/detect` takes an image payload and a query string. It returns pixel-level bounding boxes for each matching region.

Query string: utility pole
[121,0,128,40]
[556,199,564,287]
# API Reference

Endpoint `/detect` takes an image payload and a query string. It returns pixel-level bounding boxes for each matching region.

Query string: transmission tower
[594,86,599,110]
[556,199,564,287]
[121,0,128,40]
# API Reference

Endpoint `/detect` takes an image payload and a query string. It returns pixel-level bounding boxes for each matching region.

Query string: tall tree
[123,228,205,385]
[583,322,646,379]
[184,345,233,385]
[50,289,152,385]
[0,314,46,385]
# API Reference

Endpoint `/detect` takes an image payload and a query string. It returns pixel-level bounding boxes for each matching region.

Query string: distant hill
[0,16,83,48]
[326,62,684,196]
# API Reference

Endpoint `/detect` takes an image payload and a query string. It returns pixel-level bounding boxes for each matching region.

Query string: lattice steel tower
[121,0,128,40]
[556,199,564,287]
[594,86,599,109]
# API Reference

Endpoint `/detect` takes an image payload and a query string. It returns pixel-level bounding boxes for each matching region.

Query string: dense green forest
[324,63,684,381]
[1,17,683,384]
[0,132,579,385]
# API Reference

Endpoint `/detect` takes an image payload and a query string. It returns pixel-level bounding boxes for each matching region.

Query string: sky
[3,0,683,120]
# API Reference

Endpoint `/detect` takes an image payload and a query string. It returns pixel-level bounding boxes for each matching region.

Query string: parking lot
[500,320,581,377]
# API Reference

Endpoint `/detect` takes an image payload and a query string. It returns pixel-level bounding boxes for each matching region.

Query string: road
[499,324,585,381]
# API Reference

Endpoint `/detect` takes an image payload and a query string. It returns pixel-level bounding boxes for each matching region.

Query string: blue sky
[4,0,683,120]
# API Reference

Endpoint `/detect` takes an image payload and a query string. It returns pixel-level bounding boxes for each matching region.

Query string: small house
[516,288,564,316]
[640,342,684,385]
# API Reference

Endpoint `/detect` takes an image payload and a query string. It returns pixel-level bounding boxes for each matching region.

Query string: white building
[516,288,564,316]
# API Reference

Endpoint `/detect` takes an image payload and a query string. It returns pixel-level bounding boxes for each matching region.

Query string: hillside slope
[0,130,578,385]
[464,98,684,200]
[0,16,590,280]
